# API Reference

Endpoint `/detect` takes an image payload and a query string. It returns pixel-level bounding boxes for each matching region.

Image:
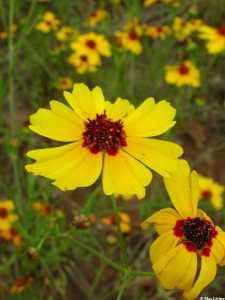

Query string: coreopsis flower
[0,228,22,248]
[165,60,200,88]
[173,17,203,41]
[88,9,107,27]
[144,0,157,6]
[32,201,53,215]
[198,174,224,210]
[142,160,225,300]
[56,77,73,90]
[67,49,100,73]
[71,32,111,58]
[198,24,225,54]
[35,11,60,33]
[10,276,33,294]
[0,200,18,231]
[144,25,171,40]
[101,212,131,234]
[25,83,183,198]
[56,26,74,41]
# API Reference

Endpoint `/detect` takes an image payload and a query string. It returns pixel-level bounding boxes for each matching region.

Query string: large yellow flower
[165,60,200,88]
[71,32,111,58]
[25,83,183,198]
[142,160,225,299]
[198,25,225,54]
[198,174,224,210]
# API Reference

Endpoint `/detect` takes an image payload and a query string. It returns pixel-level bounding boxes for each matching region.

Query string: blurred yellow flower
[198,174,224,210]
[165,60,200,88]
[32,201,53,215]
[88,9,107,27]
[56,26,74,41]
[0,200,18,231]
[142,160,225,300]
[173,17,203,41]
[101,212,131,234]
[145,24,171,39]
[1,228,22,248]
[25,83,182,198]
[71,32,111,57]
[56,77,73,90]
[144,0,157,6]
[198,24,225,54]
[68,49,101,73]
[35,11,60,33]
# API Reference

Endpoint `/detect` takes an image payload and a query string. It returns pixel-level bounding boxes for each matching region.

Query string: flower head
[35,11,60,33]
[71,32,111,58]
[198,24,225,54]
[0,200,18,231]
[142,160,225,299]
[10,276,33,294]
[56,26,74,41]
[67,49,101,73]
[56,77,73,90]
[173,17,203,41]
[88,9,107,27]
[165,60,200,87]
[144,24,171,40]
[198,174,224,210]
[25,83,182,199]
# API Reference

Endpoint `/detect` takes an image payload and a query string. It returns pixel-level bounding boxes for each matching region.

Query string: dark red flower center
[201,190,212,199]
[129,31,138,40]
[0,208,8,218]
[157,26,163,33]
[45,20,53,26]
[82,112,127,155]
[80,55,88,62]
[174,217,217,256]
[217,25,225,36]
[86,39,96,49]
[178,63,189,75]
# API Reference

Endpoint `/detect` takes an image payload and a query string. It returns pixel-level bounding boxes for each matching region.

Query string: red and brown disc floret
[173,217,217,256]
[82,112,127,155]
[0,208,8,218]
[178,63,189,75]
[201,190,213,199]
[217,25,225,36]
[86,39,97,49]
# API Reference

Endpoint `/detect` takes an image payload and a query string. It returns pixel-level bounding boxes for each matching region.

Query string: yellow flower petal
[176,253,197,290]
[0,200,15,210]
[26,142,103,191]
[125,137,182,177]
[124,99,176,137]
[29,104,83,141]
[153,244,196,290]
[141,208,180,234]
[211,236,225,264]
[164,160,197,217]
[64,83,105,119]
[183,255,217,300]
[102,150,152,199]
[149,230,179,263]
[105,98,135,121]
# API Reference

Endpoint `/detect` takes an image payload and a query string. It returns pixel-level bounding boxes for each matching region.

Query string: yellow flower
[32,201,53,215]
[56,77,73,90]
[142,160,225,300]
[56,26,74,41]
[67,49,100,73]
[173,17,203,41]
[144,0,157,6]
[0,200,18,231]
[35,11,60,33]
[116,30,142,54]
[25,83,183,198]
[0,228,22,248]
[71,32,111,57]
[198,24,225,54]
[198,174,224,210]
[88,9,107,27]
[165,60,200,87]
[144,25,171,40]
